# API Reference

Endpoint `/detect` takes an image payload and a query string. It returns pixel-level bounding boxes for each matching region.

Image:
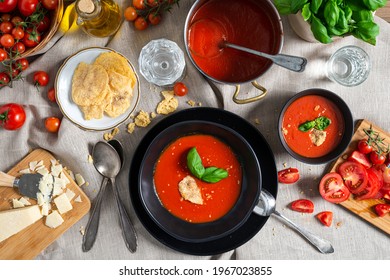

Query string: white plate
[55,47,140,131]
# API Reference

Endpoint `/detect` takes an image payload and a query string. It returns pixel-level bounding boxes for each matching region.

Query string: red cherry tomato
[0,49,8,62]
[357,139,373,154]
[173,82,188,96]
[148,13,162,25]
[338,161,368,194]
[18,0,39,17]
[0,21,13,34]
[0,103,26,130]
[11,26,25,40]
[0,34,15,48]
[374,203,390,217]
[41,0,58,10]
[134,16,148,30]
[124,6,138,21]
[277,167,300,184]
[47,88,56,102]
[45,117,61,133]
[316,211,333,227]
[37,16,51,32]
[369,152,386,165]
[22,28,41,48]
[33,71,49,86]
[12,42,26,54]
[0,0,18,13]
[319,172,350,203]
[14,58,29,71]
[290,199,314,213]
[133,0,146,9]
[11,16,23,26]
[0,72,10,87]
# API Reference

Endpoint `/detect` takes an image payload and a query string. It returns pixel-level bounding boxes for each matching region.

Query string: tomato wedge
[374,204,390,217]
[316,211,333,227]
[290,199,314,213]
[278,167,299,184]
[348,150,372,169]
[338,161,368,194]
[355,168,382,200]
[319,172,350,203]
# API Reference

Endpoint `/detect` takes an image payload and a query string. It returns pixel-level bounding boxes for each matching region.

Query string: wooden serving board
[0,149,91,259]
[327,119,390,235]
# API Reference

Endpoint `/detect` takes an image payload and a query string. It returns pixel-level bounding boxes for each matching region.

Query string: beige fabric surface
[0,0,389,260]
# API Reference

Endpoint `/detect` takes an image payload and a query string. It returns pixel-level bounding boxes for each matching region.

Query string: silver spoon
[82,141,137,252]
[223,42,307,72]
[253,189,334,254]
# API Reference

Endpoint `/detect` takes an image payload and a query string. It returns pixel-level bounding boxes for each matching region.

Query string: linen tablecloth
[0,0,389,260]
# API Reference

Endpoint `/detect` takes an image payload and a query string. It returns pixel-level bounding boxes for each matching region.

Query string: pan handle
[232,81,268,104]
[0,171,15,187]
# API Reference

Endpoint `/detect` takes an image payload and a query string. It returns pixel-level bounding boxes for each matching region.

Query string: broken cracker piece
[178,175,203,205]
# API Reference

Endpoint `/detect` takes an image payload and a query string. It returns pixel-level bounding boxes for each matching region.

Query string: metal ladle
[82,141,137,252]
[253,189,334,254]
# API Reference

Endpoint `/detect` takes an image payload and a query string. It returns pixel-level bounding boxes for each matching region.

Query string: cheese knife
[0,171,43,199]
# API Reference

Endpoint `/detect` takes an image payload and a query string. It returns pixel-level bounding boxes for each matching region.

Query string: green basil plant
[274,0,387,45]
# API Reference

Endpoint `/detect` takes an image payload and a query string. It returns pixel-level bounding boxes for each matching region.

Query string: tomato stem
[363,125,390,155]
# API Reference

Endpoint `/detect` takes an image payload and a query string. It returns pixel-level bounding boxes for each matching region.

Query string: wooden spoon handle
[0,171,16,187]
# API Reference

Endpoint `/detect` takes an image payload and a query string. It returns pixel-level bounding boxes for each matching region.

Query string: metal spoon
[253,189,334,254]
[82,141,137,253]
[223,42,307,72]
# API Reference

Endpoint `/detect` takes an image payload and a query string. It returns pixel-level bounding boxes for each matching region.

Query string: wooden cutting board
[0,149,91,259]
[327,119,390,235]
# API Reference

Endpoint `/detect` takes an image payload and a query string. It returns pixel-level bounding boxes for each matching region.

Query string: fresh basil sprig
[186,147,228,183]
[273,0,385,45]
[298,116,331,132]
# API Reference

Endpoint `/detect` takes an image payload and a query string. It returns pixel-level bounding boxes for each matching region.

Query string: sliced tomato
[348,150,372,169]
[316,211,333,227]
[374,204,390,217]
[355,168,382,200]
[278,167,300,184]
[382,189,390,201]
[338,161,368,194]
[319,172,350,203]
[290,199,314,213]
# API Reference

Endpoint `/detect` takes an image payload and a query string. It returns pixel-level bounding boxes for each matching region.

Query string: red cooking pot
[184,0,284,104]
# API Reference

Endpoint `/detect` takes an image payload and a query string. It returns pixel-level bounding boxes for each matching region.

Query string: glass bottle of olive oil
[75,0,122,37]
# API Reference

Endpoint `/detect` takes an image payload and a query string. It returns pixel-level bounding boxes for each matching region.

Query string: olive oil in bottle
[76,0,122,37]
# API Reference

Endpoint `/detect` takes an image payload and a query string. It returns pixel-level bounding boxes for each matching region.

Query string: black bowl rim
[278,88,354,164]
[138,120,261,243]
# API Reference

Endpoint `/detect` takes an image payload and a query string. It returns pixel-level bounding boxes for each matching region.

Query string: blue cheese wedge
[0,205,43,242]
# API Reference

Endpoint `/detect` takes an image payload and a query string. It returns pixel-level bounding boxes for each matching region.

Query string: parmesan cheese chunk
[45,210,64,229]
[65,189,76,201]
[75,173,86,187]
[53,193,72,214]
[0,205,43,242]
[309,128,327,146]
[12,199,25,209]
[178,176,204,205]
[19,197,31,206]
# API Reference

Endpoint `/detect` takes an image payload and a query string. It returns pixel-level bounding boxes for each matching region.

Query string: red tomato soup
[282,95,345,158]
[153,134,242,223]
[187,0,281,83]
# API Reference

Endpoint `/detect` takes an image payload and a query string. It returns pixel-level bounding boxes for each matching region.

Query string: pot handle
[232,81,268,104]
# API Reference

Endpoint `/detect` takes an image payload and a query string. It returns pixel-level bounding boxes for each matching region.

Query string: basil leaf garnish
[299,120,316,132]
[202,167,228,183]
[315,116,331,130]
[187,147,205,179]
[186,147,228,183]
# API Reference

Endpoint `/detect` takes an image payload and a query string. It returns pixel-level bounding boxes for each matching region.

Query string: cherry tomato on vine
[18,0,39,17]
[33,71,49,87]
[147,0,159,7]
[124,6,138,21]
[37,16,51,33]
[370,152,386,165]
[133,0,146,9]
[22,28,41,48]
[11,16,23,26]
[10,67,20,78]
[0,21,13,34]
[148,13,161,25]
[134,17,148,30]
[1,13,12,21]
[0,72,10,87]
[357,139,373,154]
[0,103,26,130]
[12,26,25,40]
[47,88,56,103]
[45,117,61,133]
[0,49,8,62]
[173,82,188,96]
[41,0,58,10]
[0,34,15,48]
[12,42,26,54]
[14,58,29,71]
[0,0,18,13]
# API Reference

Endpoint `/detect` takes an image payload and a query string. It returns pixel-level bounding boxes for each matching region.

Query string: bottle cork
[77,0,96,14]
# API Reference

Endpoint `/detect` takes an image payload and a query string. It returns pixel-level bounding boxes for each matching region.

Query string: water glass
[139,39,186,87]
[326,45,370,87]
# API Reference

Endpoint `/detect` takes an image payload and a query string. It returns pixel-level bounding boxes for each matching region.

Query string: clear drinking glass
[138,39,186,87]
[326,45,370,87]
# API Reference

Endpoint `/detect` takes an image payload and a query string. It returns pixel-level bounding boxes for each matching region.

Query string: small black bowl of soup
[278,88,354,164]
[138,120,261,242]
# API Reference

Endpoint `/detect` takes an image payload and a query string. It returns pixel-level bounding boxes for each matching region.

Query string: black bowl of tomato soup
[278,88,354,164]
[138,121,261,242]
